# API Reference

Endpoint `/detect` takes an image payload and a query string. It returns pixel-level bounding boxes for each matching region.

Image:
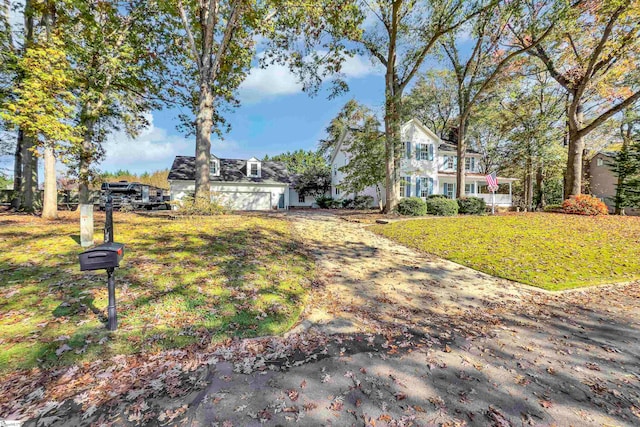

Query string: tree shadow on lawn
[28,302,640,427]
[6,221,640,426]
[175,285,640,427]
[120,224,310,335]
[0,219,311,374]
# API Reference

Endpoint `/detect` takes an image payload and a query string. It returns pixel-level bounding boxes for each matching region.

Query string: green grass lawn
[0,212,313,374]
[370,213,640,291]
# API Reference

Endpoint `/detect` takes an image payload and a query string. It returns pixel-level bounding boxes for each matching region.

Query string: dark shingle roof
[438,141,480,155]
[168,156,292,184]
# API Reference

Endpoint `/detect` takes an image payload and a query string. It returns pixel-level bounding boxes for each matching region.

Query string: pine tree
[611,138,640,214]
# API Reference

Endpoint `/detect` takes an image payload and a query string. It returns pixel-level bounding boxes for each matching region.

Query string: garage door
[219,192,271,211]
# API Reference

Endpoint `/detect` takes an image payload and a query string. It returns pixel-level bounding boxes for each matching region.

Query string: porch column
[509,182,512,202]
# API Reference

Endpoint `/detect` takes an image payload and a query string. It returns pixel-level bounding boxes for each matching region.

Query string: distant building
[589,151,639,215]
[168,155,311,211]
[329,118,517,207]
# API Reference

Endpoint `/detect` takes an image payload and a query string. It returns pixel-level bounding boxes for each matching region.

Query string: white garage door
[220,192,271,211]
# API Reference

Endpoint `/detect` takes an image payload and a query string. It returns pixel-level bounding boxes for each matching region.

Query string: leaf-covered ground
[0,211,313,374]
[370,213,640,290]
[4,210,638,427]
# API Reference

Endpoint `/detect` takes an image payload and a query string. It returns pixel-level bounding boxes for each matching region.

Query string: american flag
[485,172,498,191]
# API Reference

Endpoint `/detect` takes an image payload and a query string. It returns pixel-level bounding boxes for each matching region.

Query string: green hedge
[457,197,486,215]
[353,195,374,209]
[396,197,427,216]
[340,195,374,209]
[426,197,458,216]
[316,195,342,208]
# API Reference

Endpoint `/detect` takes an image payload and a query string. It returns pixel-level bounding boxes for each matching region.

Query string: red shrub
[562,195,609,216]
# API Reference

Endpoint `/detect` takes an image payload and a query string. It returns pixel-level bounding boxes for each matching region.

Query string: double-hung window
[417,144,426,160]
[465,183,475,194]
[416,143,434,161]
[419,177,432,198]
[444,183,455,199]
[400,176,409,197]
[465,157,476,172]
[446,156,455,170]
[298,194,305,203]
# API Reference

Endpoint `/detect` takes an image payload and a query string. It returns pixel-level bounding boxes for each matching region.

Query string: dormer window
[210,156,220,177]
[247,157,261,178]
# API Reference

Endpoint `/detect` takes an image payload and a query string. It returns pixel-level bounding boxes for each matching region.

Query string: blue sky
[0,2,452,178]
[0,55,387,178]
[0,2,390,177]
[97,55,387,175]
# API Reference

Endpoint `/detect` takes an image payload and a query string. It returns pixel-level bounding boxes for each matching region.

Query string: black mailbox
[79,242,125,271]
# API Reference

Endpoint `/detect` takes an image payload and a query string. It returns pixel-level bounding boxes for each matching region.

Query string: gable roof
[328,128,350,166]
[403,118,444,143]
[596,151,617,158]
[168,156,292,184]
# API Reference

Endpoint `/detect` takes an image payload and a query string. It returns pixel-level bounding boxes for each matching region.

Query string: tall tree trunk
[536,163,545,210]
[20,135,38,211]
[614,136,630,215]
[194,83,213,201]
[42,145,58,219]
[381,0,400,214]
[11,130,24,209]
[78,118,95,205]
[383,98,396,212]
[383,90,403,213]
[581,148,590,194]
[565,104,584,198]
[14,0,35,211]
[614,170,626,216]
[525,155,533,211]
[382,73,402,211]
[456,118,466,198]
[40,1,57,219]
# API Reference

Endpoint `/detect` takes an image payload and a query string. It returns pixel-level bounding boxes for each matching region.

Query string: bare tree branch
[579,90,640,138]
[177,0,202,71]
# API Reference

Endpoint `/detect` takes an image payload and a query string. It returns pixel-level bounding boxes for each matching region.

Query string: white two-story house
[330,118,516,207]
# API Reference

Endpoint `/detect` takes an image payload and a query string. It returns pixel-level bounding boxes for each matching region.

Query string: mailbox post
[106,268,117,330]
[79,197,124,332]
[104,193,116,330]
[104,191,113,243]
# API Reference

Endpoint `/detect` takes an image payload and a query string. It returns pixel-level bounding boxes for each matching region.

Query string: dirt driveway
[20,211,640,426]
[181,211,640,427]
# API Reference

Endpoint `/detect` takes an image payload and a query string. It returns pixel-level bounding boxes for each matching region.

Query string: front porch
[438,175,516,206]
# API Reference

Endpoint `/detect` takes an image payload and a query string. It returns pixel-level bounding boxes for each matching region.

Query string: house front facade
[168,155,312,210]
[330,118,516,207]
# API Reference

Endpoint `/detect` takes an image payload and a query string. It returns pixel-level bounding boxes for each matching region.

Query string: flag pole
[491,188,495,215]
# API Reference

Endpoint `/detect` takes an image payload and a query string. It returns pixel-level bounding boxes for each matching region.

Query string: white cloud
[341,54,384,78]
[100,114,240,174]
[239,63,303,103]
[238,52,383,104]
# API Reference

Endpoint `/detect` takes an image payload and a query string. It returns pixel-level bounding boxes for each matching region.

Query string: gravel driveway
[183,212,640,427]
